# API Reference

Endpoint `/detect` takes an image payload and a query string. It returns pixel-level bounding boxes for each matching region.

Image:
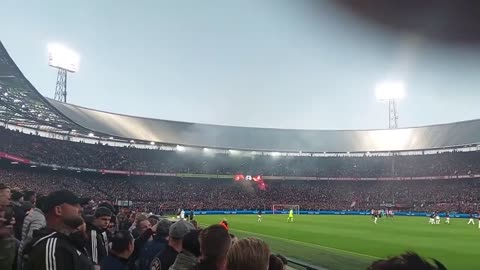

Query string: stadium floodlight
[176,145,186,152]
[48,43,80,103]
[375,80,406,129]
[48,43,80,72]
[150,142,155,145]
[88,132,95,137]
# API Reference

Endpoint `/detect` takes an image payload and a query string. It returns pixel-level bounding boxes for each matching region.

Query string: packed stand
[0,184,448,270]
[1,166,479,213]
[2,127,480,178]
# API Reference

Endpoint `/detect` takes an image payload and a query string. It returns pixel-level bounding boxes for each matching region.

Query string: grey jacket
[17,208,46,270]
[169,251,198,270]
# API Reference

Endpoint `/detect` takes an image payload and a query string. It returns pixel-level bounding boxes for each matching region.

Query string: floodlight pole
[388,99,399,129]
[53,68,68,102]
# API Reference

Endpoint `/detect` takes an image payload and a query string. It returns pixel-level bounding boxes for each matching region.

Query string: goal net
[272,204,300,215]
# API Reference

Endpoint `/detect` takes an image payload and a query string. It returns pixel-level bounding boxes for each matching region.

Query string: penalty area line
[199,223,381,260]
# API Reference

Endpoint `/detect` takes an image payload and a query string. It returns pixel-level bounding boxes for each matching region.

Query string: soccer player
[373,211,379,224]
[467,213,475,225]
[435,213,440,225]
[287,209,294,223]
[257,210,262,223]
[445,212,450,224]
[429,212,435,224]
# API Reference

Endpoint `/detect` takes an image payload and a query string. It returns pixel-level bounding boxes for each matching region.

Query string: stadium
[1,37,479,270]
[4,3,480,270]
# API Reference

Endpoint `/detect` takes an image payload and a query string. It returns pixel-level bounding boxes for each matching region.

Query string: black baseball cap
[44,190,83,212]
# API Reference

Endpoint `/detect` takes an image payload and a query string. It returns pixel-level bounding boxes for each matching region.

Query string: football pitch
[196,215,477,270]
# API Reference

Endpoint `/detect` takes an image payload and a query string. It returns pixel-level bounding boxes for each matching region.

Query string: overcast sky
[1,0,480,130]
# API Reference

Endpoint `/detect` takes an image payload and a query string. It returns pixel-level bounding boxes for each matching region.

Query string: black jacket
[100,253,129,270]
[23,228,94,270]
[86,222,109,265]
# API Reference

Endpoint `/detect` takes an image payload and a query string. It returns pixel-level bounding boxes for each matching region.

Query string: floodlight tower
[48,43,80,103]
[375,81,406,129]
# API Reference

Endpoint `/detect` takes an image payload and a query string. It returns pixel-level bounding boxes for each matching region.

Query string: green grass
[196,215,478,270]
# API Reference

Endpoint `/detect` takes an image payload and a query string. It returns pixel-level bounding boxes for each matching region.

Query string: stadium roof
[0,42,85,134]
[1,40,480,152]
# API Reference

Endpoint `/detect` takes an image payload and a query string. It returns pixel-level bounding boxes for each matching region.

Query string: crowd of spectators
[0,180,450,270]
[2,127,480,178]
[0,127,465,270]
[1,166,478,213]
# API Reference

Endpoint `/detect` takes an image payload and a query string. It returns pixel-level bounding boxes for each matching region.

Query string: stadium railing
[286,256,328,270]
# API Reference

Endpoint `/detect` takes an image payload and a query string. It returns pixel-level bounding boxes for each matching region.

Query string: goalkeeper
[287,209,294,223]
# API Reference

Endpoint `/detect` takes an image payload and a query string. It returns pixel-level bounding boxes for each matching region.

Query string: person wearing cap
[169,229,202,270]
[17,196,47,270]
[100,230,134,270]
[150,219,195,270]
[22,190,94,270]
[137,218,172,270]
[86,206,112,265]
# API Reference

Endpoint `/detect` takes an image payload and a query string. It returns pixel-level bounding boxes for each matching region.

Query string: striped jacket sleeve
[87,230,99,264]
[44,237,74,270]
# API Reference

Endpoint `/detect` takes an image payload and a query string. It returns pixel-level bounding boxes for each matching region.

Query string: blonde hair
[227,237,270,270]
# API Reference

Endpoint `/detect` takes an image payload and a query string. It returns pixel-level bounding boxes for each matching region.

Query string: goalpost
[272,204,300,215]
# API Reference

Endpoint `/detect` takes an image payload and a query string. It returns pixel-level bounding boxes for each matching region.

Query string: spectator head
[148,215,159,226]
[98,201,115,214]
[181,229,201,257]
[22,201,34,213]
[155,218,172,239]
[169,219,195,252]
[23,190,36,205]
[276,255,288,269]
[93,207,112,229]
[44,190,84,232]
[0,183,11,207]
[199,224,232,270]
[11,191,23,202]
[170,219,195,240]
[135,214,151,234]
[268,254,284,270]
[110,230,134,258]
[227,237,270,270]
[367,252,447,270]
[36,195,48,213]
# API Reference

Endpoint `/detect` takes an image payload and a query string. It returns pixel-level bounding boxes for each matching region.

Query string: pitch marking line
[199,223,381,260]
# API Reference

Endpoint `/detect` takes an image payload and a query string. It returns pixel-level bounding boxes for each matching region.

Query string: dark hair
[276,254,287,265]
[269,254,284,270]
[23,190,36,202]
[182,229,201,257]
[11,191,23,201]
[36,196,48,212]
[111,230,134,253]
[367,252,447,270]
[98,202,115,214]
[94,207,112,218]
[199,224,231,263]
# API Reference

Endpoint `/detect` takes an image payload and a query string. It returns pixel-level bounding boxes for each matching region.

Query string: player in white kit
[445,212,450,224]
[467,213,475,225]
